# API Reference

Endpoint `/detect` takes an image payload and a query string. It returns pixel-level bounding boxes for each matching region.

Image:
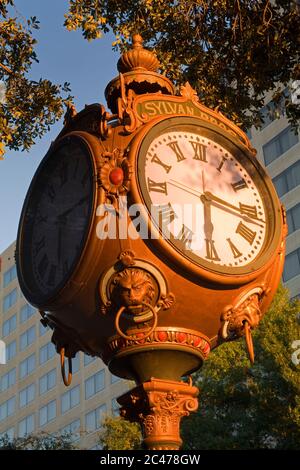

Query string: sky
[0,0,119,253]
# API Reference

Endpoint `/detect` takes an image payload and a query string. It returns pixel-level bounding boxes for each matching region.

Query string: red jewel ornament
[109,167,124,185]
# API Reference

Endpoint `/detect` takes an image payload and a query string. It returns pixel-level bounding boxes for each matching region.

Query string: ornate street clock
[15,34,287,450]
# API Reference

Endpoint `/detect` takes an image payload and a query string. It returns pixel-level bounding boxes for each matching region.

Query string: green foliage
[65,1,300,130]
[99,415,142,450]
[181,285,300,449]
[0,431,77,450]
[0,1,73,155]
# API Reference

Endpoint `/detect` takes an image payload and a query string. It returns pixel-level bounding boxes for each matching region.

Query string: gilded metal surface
[118,377,199,450]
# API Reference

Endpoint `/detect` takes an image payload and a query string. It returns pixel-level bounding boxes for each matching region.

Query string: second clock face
[17,135,95,305]
[137,120,272,274]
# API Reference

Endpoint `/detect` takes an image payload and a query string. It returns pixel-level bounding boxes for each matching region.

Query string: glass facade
[273,160,300,198]
[3,288,17,313]
[85,370,105,399]
[39,342,55,365]
[0,397,15,422]
[286,203,300,235]
[20,326,36,351]
[263,126,298,165]
[2,314,17,337]
[39,400,56,426]
[61,385,80,414]
[61,418,81,441]
[19,353,35,379]
[20,303,35,323]
[6,340,17,362]
[0,368,16,392]
[3,265,17,288]
[283,248,300,282]
[18,414,35,437]
[85,404,107,432]
[39,369,56,395]
[19,383,35,408]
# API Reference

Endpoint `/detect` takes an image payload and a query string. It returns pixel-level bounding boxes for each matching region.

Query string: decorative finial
[132,33,143,49]
[117,34,160,73]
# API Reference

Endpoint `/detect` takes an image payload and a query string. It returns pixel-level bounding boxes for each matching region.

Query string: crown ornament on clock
[105,34,175,113]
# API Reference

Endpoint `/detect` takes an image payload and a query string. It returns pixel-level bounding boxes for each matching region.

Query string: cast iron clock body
[16,133,96,307]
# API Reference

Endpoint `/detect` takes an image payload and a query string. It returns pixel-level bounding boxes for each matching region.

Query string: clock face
[17,135,95,304]
[136,119,276,276]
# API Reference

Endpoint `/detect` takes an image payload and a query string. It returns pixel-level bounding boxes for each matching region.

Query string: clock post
[16,34,286,450]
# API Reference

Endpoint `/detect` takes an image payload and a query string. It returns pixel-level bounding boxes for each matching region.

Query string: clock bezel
[128,116,283,285]
[16,132,98,307]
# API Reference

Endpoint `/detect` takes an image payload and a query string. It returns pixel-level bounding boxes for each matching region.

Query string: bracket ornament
[219,287,267,364]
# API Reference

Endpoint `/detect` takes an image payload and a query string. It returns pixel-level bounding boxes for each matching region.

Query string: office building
[249,90,300,300]
[0,241,130,449]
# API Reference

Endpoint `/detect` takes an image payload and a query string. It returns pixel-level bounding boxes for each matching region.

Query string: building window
[2,314,17,337]
[111,398,119,417]
[61,418,81,441]
[85,404,107,432]
[61,385,80,414]
[85,370,105,399]
[3,265,17,288]
[287,203,300,235]
[0,367,16,392]
[39,322,49,336]
[84,354,96,366]
[39,369,56,395]
[111,374,120,384]
[19,353,35,379]
[6,340,17,362]
[19,383,35,408]
[0,396,15,422]
[0,427,14,440]
[39,342,55,365]
[20,303,35,323]
[39,400,56,426]
[273,160,300,198]
[20,326,36,351]
[263,126,299,166]
[18,414,34,438]
[3,288,17,313]
[72,353,80,374]
[283,248,300,282]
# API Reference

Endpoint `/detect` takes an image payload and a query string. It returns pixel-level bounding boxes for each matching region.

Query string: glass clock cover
[17,135,95,305]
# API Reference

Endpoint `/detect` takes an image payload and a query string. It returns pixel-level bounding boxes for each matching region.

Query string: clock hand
[168,179,202,198]
[57,195,89,220]
[203,191,265,224]
[200,195,214,239]
[168,180,264,226]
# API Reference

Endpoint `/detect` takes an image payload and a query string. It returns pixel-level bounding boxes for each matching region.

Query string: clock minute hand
[204,191,265,224]
[168,180,202,198]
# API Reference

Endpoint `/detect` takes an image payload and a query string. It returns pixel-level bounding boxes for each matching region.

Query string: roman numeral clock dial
[136,118,271,278]
[16,135,94,305]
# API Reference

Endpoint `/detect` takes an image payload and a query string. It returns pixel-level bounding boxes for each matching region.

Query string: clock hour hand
[200,195,214,239]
